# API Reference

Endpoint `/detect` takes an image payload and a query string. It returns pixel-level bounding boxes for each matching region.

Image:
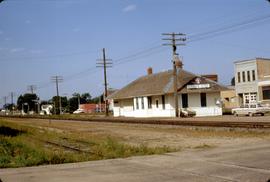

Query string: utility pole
[27,85,37,94]
[97,48,112,116]
[3,96,7,108]
[10,92,15,114]
[162,32,186,117]
[51,76,63,114]
[77,94,80,109]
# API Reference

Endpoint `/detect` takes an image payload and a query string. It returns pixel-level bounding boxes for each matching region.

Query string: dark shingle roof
[108,69,228,99]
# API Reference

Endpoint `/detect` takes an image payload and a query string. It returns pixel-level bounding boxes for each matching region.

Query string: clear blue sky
[0,0,270,106]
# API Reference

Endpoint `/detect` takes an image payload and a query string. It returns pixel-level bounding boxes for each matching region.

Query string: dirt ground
[2,117,270,151]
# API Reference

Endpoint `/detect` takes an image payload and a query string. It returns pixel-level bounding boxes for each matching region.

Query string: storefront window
[252,70,256,81]
[242,71,246,82]
[247,71,250,82]
[237,72,241,83]
[263,86,270,100]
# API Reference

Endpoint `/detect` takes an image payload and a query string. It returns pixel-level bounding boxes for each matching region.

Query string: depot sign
[187,84,210,89]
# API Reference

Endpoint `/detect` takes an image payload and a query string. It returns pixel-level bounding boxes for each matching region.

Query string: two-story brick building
[234,58,270,106]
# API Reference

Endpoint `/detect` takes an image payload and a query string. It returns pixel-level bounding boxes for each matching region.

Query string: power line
[188,13,270,43]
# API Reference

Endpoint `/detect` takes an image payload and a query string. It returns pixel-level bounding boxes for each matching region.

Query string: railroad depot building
[234,58,270,106]
[108,65,227,117]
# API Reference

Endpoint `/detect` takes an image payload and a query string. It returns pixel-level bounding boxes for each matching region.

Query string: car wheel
[261,113,265,116]
[249,112,253,117]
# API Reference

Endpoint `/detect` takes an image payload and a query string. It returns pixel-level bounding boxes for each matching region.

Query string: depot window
[147,96,152,109]
[136,98,139,109]
[162,95,165,110]
[200,93,207,107]
[182,94,188,108]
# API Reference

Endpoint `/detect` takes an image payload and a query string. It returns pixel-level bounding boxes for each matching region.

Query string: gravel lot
[2,116,270,150]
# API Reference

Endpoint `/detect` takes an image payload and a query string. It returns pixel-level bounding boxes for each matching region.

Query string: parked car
[232,104,270,117]
[73,108,85,114]
[180,109,196,117]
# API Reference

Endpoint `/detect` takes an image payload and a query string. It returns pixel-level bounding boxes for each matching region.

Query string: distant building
[221,86,239,111]
[108,64,227,118]
[234,58,270,106]
[79,104,105,113]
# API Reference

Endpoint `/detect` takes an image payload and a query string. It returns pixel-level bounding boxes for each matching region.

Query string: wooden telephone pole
[162,32,186,117]
[97,48,112,116]
[51,76,63,114]
[27,85,37,94]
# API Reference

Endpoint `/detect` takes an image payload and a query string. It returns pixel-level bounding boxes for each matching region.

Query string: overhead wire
[3,11,270,99]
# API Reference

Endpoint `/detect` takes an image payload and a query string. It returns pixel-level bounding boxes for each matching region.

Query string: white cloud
[122,4,137,13]
[10,48,25,53]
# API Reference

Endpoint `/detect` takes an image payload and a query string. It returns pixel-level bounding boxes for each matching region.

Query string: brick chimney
[201,74,218,82]
[147,67,153,75]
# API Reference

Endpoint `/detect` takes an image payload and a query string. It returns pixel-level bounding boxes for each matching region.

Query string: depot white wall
[112,92,222,117]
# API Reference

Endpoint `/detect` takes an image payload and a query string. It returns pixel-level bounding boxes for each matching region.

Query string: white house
[108,65,228,118]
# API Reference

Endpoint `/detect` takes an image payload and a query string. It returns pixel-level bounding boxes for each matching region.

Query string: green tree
[81,93,92,103]
[67,92,91,113]
[17,93,39,113]
[51,96,68,114]
[90,94,104,104]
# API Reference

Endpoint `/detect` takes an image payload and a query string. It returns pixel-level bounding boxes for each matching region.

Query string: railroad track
[27,136,93,154]
[1,115,270,129]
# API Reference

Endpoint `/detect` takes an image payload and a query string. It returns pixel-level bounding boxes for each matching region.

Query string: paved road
[1,142,270,182]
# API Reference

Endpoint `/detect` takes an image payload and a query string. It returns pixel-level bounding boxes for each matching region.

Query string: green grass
[0,120,174,168]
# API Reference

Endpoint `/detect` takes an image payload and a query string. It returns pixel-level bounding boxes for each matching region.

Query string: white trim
[258,80,270,86]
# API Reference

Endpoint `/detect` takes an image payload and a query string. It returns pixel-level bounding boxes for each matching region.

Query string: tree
[68,94,79,113]
[90,94,104,104]
[51,96,68,114]
[3,103,14,111]
[67,92,92,113]
[231,77,235,86]
[17,93,39,113]
[81,93,92,103]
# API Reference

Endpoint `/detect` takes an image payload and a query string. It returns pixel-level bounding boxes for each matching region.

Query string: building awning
[258,80,270,86]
